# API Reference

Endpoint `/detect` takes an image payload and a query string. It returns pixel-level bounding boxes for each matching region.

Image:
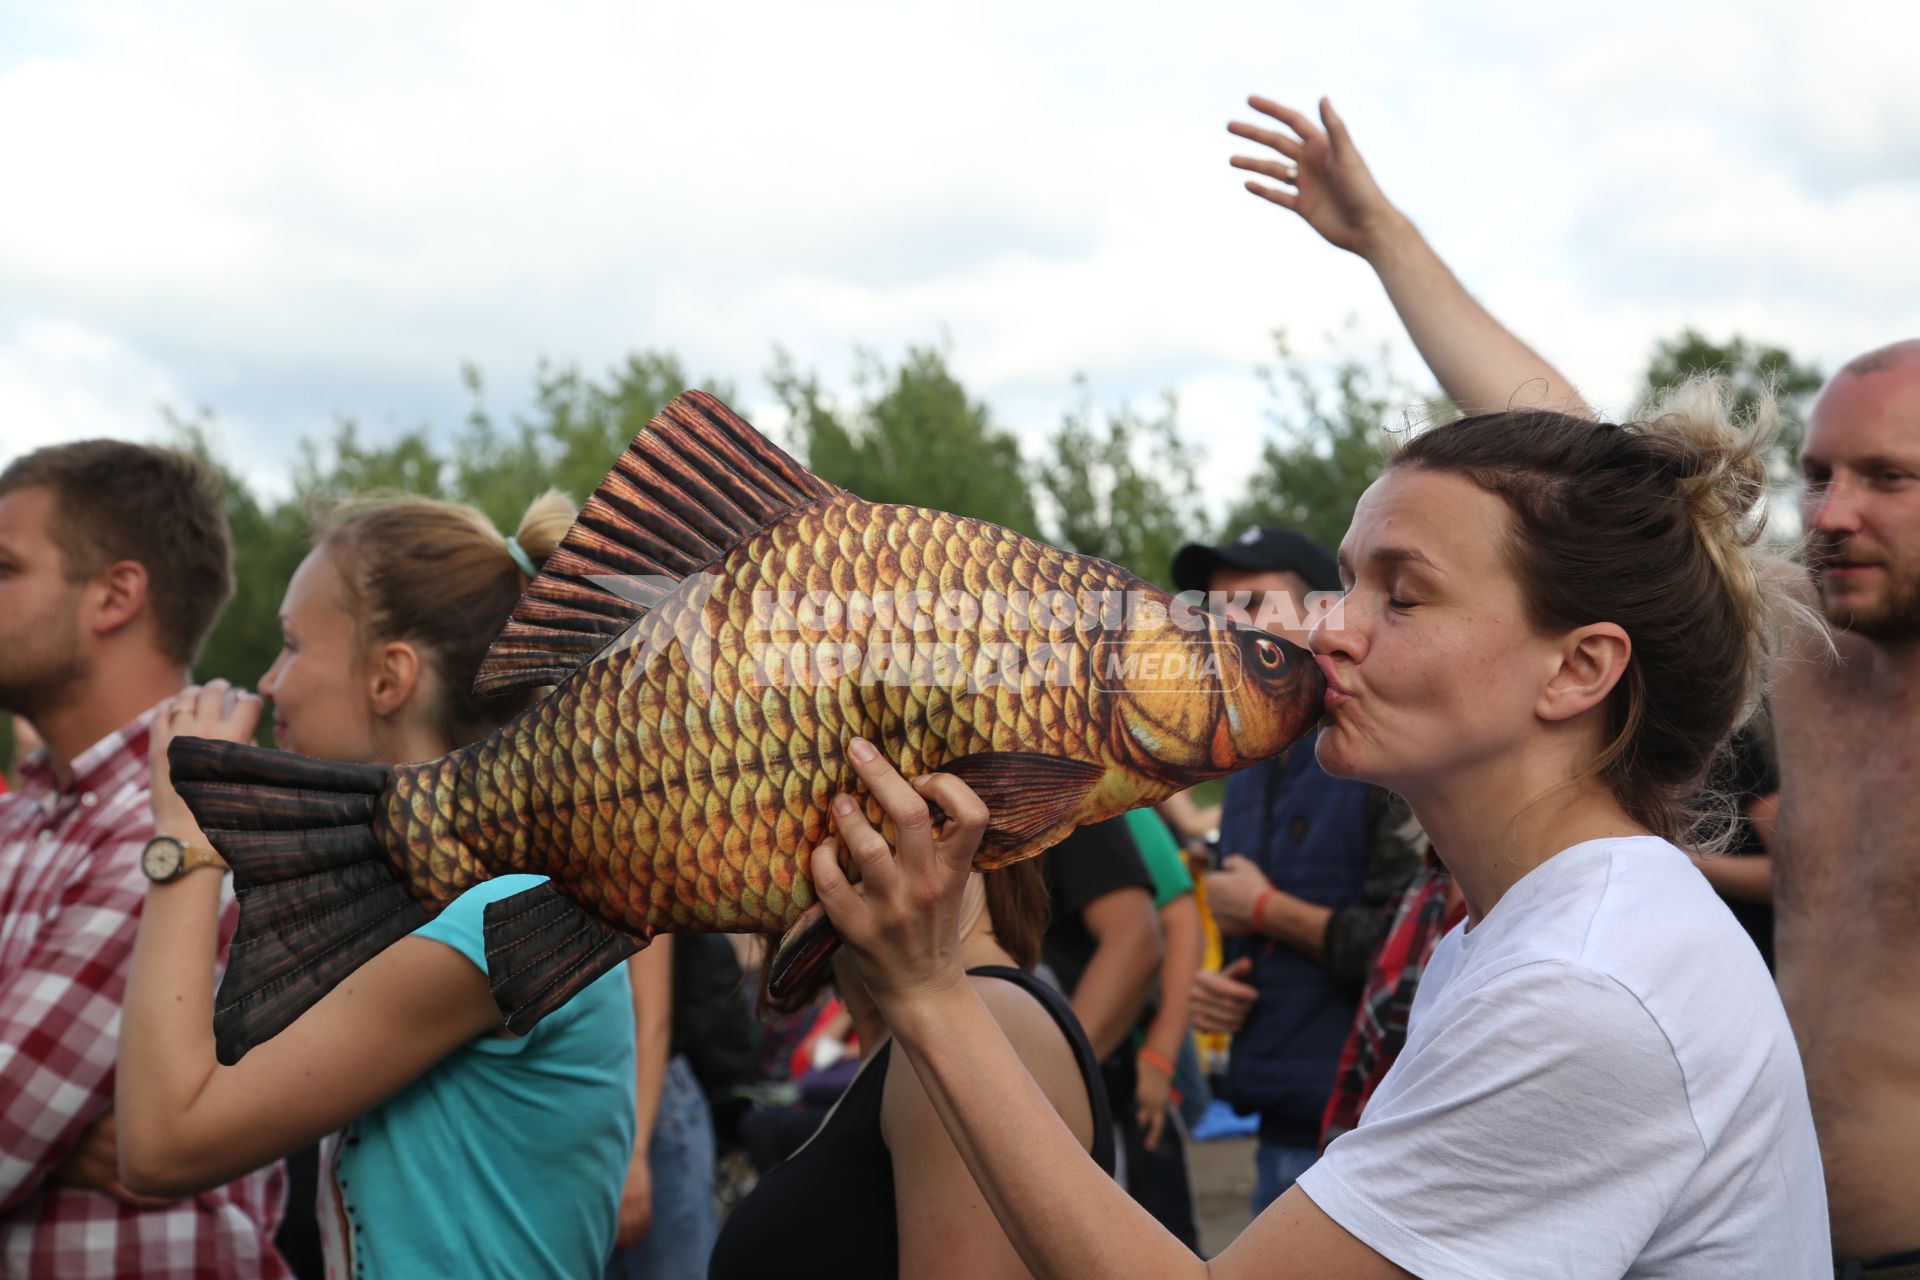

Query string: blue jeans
[606,1056,718,1280]
[1251,1141,1319,1216]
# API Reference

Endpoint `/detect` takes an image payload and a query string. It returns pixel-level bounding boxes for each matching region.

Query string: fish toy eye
[1252,636,1285,671]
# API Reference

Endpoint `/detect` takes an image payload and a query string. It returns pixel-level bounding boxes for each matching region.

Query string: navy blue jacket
[1220,737,1374,1147]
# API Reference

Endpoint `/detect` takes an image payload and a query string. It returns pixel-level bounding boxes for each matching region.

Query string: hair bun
[1631,377,1773,607]
[512,489,576,571]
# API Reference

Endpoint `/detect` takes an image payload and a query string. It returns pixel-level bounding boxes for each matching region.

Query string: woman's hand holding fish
[810,738,989,1013]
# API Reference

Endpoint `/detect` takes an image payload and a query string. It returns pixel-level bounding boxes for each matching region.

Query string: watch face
[142,838,184,881]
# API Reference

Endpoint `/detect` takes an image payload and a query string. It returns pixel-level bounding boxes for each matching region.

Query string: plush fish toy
[172,391,1324,1063]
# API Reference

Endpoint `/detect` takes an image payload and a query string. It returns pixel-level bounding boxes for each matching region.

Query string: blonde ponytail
[316,488,581,747]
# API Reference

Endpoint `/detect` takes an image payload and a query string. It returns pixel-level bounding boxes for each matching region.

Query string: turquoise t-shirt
[321,875,637,1280]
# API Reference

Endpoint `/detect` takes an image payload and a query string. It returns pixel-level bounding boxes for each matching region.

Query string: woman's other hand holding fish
[810,738,988,1014]
[149,679,262,845]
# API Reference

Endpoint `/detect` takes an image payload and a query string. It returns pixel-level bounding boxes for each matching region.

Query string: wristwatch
[140,835,229,883]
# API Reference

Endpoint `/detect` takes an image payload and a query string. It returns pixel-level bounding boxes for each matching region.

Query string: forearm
[1257,888,1333,960]
[628,944,674,1151]
[1692,853,1773,904]
[1364,214,1591,418]
[1156,792,1219,842]
[115,869,228,1186]
[1071,937,1159,1061]
[889,981,1207,1280]
[1143,901,1202,1062]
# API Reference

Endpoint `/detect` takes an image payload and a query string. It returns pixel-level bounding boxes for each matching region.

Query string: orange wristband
[1251,886,1278,931]
[1138,1047,1176,1079]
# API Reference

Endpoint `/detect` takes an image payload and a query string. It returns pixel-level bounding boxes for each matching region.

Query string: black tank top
[707,966,1114,1280]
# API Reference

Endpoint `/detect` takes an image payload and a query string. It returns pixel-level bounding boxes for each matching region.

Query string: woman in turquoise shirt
[118,493,636,1280]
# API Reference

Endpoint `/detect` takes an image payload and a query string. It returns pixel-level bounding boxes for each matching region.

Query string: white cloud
[1,0,1914,523]
[0,320,177,453]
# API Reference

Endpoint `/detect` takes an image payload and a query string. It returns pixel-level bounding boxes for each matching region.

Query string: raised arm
[1231,95,1592,419]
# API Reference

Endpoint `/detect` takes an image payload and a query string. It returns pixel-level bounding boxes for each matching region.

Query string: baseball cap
[1170,525,1341,596]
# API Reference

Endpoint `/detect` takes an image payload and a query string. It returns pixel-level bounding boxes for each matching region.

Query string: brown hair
[0,440,233,665]
[1394,377,1815,848]
[985,857,1049,969]
[315,490,575,747]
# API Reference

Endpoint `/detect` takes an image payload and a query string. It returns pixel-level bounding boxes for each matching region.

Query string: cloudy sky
[2,0,1915,508]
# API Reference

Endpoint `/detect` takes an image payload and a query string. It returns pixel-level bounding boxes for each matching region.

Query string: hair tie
[504,534,538,579]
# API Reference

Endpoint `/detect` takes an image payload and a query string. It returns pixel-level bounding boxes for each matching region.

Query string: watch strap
[182,842,230,874]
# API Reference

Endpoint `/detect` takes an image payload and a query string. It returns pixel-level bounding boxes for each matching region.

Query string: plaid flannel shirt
[0,709,288,1278]
[1318,849,1467,1150]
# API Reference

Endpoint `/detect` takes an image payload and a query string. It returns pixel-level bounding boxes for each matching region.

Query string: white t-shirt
[1296,836,1828,1279]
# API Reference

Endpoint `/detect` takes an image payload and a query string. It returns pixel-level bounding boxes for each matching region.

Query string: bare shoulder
[967,973,1072,1060]
[881,972,1094,1151]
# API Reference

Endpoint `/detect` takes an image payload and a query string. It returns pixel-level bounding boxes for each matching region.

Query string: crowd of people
[1,90,1915,1280]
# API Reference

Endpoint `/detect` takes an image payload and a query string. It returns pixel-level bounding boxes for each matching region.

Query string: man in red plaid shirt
[0,441,289,1278]
[1317,850,1466,1149]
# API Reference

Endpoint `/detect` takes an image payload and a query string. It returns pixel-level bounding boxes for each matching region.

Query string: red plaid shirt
[1318,850,1467,1150]
[0,709,289,1278]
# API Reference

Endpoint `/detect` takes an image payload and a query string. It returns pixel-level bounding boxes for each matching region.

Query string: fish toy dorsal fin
[475,390,842,696]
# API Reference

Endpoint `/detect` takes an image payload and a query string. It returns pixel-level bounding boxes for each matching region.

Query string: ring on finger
[1282,163,1299,183]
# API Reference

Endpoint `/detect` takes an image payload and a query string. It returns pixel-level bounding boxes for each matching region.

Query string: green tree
[769,346,1040,536]
[172,351,734,714]
[1036,382,1206,587]
[1639,329,1823,490]
[164,408,313,738]
[293,419,449,505]
[456,353,737,529]
[1225,331,1434,552]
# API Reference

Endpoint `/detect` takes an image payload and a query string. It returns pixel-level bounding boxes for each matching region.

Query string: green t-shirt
[1124,808,1194,908]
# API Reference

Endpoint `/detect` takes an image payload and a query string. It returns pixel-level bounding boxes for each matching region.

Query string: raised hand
[1229,95,1403,259]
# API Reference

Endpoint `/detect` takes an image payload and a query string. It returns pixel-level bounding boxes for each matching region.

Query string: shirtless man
[1228,93,1920,1270]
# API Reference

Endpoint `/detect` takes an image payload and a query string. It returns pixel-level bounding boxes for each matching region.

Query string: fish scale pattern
[386,493,1151,937]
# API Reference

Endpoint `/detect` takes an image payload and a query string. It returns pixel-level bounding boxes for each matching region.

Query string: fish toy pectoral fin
[483,883,645,1036]
[767,904,841,1003]
[933,752,1107,870]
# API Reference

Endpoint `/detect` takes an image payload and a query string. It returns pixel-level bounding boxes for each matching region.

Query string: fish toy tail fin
[169,736,429,1065]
